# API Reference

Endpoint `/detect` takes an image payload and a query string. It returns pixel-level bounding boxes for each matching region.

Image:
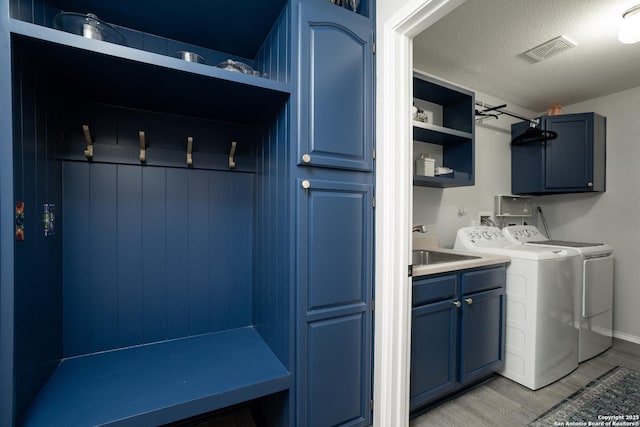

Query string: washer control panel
[455,226,509,248]
[502,225,545,243]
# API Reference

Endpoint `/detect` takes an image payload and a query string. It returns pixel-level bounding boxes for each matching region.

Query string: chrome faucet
[412,224,428,233]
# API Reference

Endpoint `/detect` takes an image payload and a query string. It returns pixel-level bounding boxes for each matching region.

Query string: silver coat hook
[139,131,146,163]
[187,136,193,166]
[229,141,237,169]
[82,125,93,160]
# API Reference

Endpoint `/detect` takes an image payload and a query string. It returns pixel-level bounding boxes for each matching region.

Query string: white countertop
[412,237,510,277]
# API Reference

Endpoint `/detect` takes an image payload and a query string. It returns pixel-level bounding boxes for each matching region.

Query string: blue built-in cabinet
[1,0,374,425]
[410,266,506,414]
[296,1,374,426]
[511,112,606,195]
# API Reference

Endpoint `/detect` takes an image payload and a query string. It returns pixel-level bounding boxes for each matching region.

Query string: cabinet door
[297,178,373,427]
[511,120,544,194]
[410,299,458,411]
[298,3,374,171]
[459,288,505,385]
[544,113,594,190]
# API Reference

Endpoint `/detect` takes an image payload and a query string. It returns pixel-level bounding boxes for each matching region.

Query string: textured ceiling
[413,0,640,112]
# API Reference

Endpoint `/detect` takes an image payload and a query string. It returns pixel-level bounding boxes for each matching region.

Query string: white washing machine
[454,226,579,390]
[502,225,614,362]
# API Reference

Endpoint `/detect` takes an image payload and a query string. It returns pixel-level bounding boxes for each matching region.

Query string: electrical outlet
[478,211,494,226]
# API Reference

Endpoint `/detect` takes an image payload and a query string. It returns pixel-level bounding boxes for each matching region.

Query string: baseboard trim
[613,331,640,345]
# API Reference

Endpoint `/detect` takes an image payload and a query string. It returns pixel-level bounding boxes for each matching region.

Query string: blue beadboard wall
[62,162,254,357]
[12,48,64,421]
[255,2,290,84]
[254,102,291,369]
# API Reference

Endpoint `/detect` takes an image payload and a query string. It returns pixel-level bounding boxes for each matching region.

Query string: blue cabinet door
[511,120,544,194]
[544,113,594,190]
[298,3,374,171]
[410,299,458,411]
[297,178,373,427]
[459,287,505,385]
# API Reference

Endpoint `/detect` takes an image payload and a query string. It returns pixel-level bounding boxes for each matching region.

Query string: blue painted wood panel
[511,120,544,194]
[297,177,373,427]
[545,114,593,189]
[412,274,457,307]
[116,166,144,347]
[300,179,372,315]
[253,103,291,368]
[298,2,373,171]
[307,314,367,427]
[255,3,290,84]
[21,328,290,427]
[141,167,168,343]
[89,164,120,352]
[187,169,210,335]
[11,54,64,422]
[62,162,92,356]
[459,288,505,384]
[62,162,254,357]
[56,99,261,172]
[410,299,458,411]
[461,266,505,295]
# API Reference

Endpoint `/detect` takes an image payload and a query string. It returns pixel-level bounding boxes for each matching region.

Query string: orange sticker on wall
[16,201,24,241]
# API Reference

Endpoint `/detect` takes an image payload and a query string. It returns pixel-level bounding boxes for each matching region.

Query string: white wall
[412,85,535,247]
[412,81,640,343]
[536,86,640,343]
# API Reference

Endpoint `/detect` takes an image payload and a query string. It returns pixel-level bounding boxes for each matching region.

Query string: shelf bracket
[229,141,237,169]
[187,136,193,167]
[82,125,93,160]
[139,131,146,163]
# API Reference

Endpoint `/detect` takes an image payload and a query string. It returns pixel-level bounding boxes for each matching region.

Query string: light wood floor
[410,338,640,427]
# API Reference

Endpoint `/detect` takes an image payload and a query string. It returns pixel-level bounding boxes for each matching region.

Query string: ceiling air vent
[523,35,577,62]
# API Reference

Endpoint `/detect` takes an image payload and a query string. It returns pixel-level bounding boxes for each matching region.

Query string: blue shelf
[21,327,290,427]
[413,172,473,188]
[43,0,289,59]
[413,121,473,145]
[412,72,475,188]
[10,20,291,123]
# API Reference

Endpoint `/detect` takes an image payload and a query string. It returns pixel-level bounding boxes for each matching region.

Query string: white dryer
[502,225,614,362]
[454,226,579,390]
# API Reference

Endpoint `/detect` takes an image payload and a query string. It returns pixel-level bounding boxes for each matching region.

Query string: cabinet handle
[465,298,473,305]
[302,153,311,164]
[452,301,461,308]
[302,180,311,189]
[587,182,593,187]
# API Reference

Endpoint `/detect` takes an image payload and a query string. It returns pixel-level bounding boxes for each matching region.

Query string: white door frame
[373,1,467,425]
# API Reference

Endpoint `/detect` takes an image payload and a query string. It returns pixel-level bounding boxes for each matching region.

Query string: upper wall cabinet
[413,72,475,188]
[511,112,606,195]
[298,1,374,172]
